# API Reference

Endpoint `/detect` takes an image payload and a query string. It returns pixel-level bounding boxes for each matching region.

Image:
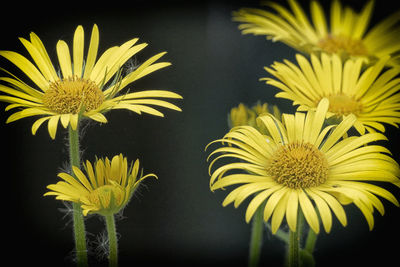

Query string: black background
[1,1,400,266]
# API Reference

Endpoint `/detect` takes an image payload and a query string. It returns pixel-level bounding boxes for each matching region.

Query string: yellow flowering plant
[233,0,400,66]
[205,1,400,266]
[45,154,157,266]
[0,24,182,266]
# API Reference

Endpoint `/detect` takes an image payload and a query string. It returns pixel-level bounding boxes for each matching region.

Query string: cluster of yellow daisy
[0,24,182,266]
[207,0,400,266]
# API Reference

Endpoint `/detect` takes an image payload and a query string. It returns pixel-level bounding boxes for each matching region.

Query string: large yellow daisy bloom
[207,98,400,234]
[233,0,400,66]
[45,154,156,216]
[0,24,182,139]
[262,53,400,134]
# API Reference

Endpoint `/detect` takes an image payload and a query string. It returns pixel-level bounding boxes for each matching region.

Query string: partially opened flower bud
[45,154,157,216]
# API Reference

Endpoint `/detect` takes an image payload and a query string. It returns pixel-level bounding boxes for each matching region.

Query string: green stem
[248,204,264,267]
[105,214,118,267]
[68,125,88,267]
[305,228,318,254]
[288,210,302,267]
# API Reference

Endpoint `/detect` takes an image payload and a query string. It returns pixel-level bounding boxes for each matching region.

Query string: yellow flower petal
[19,37,57,83]
[47,115,60,140]
[245,185,282,223]
[298,189,320,233]
[60,114,70,128]
[271,190,290,233]
[72,166,94,191]
[83,24,99,79]
[56,40,72,78]
[307,189,332,233]
[0,51,48,91]
[73,25,84,77]
[285,189,299,232]
[264,187,287,223]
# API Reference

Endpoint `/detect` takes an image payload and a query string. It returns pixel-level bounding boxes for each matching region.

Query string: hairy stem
[105,214,118,267]
[69,125,88,267]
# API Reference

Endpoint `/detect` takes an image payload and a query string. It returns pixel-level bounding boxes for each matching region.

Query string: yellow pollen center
[318,35,368,56]
[43,76,104,114]
[326,94,363,116]
[266,142,328,189]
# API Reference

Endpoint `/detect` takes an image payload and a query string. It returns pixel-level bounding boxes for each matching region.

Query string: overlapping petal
[233,0,400,65]
[0,24,182,139]
[207,99,400,234]
[263,53,400,134]
[45,154,157,216]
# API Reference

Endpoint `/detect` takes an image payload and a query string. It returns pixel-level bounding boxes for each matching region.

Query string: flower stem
[68,125,88,267]
[288,210,302,267]
[248,204,264,267]
[105,214,118,267]
[305,228,318,254]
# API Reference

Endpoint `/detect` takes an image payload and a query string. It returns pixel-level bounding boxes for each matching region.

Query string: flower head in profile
[262,53,400,134]
[233,0,400,66]
[207,99,400,234]
[45,154,157,216]
[0,24,182,139]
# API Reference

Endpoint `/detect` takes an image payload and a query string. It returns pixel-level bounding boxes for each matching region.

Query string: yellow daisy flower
[44,154,157,216]
[0,24,182,139]
[233,0,400,66]
[207,98,400,234]
[262,53,400,134]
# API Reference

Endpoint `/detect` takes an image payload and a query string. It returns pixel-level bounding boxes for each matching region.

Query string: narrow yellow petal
[310,0,327,37]
[309,98,329,144]
[72,166,93,191]
[86,112,108,123]
[271,190,290,233]
[294,111,305,142]
[56,40,73,78]
[283,113,295,143]
[310,189,347,226]
[352,0,374,39]
[299,189,320,233]
[69,114,79,130]
[0,51,48,91]
[47,115,60,139]
[233,182,277,208]
[285,189,299,232]
[60,114,70,128]
[32,116,51,135]
[245,185,282,223]
[354,199,374,230]
[211,174,271,191]
[307,189,332,233]
[320,114,357,153]
[84,160,97,188]
[73,25,84,77]
[19,38,56,83]
[264,187,287,223]
[83,24,99,79]
[57,173,89,194]
[257,114,288,145]
[29,32,59,81]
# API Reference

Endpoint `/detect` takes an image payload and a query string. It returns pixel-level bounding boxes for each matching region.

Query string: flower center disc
[326,94,363,116]
[318,35,368,56]
[43,76,104,114]
[267,142,328,189]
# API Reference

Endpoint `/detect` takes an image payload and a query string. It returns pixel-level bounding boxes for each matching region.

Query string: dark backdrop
[1,1,400,266]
